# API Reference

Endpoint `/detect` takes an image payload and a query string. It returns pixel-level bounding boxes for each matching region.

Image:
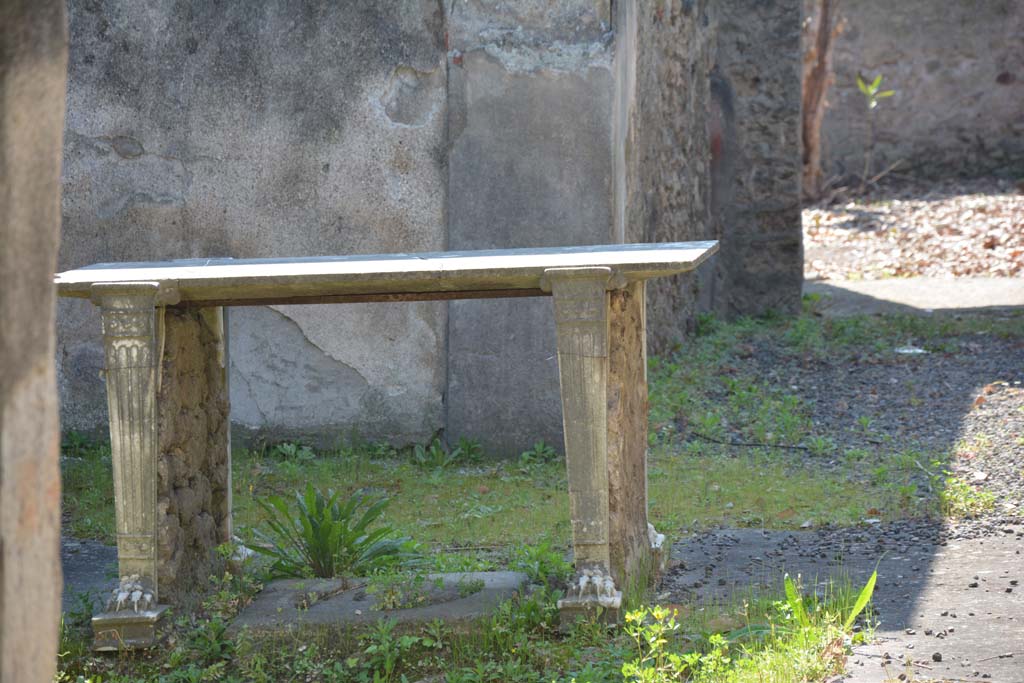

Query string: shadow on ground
[805,279,1024,318]
[661,301,1024,682]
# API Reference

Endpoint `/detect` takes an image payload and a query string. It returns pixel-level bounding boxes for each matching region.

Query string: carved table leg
[544,271,667,623]
[543,267,622,622]
[89,282,176,650]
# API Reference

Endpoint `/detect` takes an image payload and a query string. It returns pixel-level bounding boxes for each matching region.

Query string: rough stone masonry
[57,0,804,454]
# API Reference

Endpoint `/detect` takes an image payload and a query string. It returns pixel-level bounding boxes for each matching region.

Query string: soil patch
[804,176,1023,281]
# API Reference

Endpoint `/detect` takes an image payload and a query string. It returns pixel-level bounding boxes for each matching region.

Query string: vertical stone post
[544,271,667,622]
[542,267,623,620]
[156,306,231,605]
[89,282,177,649]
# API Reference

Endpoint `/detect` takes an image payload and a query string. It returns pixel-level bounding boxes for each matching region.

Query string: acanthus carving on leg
[91,282,178,609]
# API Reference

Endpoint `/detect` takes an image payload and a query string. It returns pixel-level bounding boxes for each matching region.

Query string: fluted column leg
[90,281,177,649]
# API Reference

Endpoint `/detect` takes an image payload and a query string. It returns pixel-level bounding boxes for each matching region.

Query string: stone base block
[557,592,622,628]
[92,605,169,651]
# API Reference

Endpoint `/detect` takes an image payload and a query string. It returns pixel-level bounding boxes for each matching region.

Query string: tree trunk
[801,0,841,201]
[0,1,68,681]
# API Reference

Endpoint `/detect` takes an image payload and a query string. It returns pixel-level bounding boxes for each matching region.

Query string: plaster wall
[444,0,615,454]
[57,0,805,454]
[819,0,1024,178]
[58,0,449,445]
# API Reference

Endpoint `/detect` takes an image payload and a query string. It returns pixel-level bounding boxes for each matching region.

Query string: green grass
[60,436,115,542]
[235,450,571,548]
[56,310,1021,682]
[57,565,876,683]
[62,310,1023,546]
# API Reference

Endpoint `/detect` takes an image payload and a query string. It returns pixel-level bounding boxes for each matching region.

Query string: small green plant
[695,311,719,337]
[357,618,423,683]
[202,544,262,618]
[510,540,572,586]
[430,551,497,573]
[413,438,463,470]
[855,73,896,192]
[250,484,411,578]
[856,73,895,111]
[269,441,316,461]
[457,576,486,598]
[782,570,876,634]
[421,619,450,651]
[620,605,693,681]
[939,476,996,518]
[842,570,877,632]
[188,616,234,665]
[458,494,504,520]
[61,431,98,459]
[518,439,559,467]
[806,435,836,457]
[457,436,485,463]
[367,571,442,610]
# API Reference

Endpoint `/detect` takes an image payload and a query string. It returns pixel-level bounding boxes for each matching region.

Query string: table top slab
[55,241,718,305]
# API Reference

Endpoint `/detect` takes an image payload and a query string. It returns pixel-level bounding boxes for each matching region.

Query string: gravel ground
[752,333,1024,522]
[664,344,1024,682]
[804,177,1023,281]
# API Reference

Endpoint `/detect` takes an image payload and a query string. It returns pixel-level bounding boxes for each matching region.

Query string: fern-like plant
[251,484,410,578]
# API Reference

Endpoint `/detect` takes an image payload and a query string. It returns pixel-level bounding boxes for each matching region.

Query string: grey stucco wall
[57,0,805,454]
[444,1,614,454]
[819,0,1024,178]
[58,1,449,445]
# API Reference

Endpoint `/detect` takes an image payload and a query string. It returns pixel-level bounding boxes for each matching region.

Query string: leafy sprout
[856,73,895,110]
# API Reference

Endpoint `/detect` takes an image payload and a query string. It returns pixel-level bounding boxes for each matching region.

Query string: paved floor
[804,278,1024,317]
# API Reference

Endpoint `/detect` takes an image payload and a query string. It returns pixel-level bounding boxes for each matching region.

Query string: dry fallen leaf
[804,177,1023,281]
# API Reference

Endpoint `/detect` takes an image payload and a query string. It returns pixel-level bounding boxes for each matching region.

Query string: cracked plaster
[58,0,448,443]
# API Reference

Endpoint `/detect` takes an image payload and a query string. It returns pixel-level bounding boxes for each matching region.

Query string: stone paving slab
[804,278,1024,317]
[228,571,529,638]
[844,532,1024,683]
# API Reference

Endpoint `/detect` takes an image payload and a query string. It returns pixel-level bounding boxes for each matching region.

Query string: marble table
[56,240,718,647]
